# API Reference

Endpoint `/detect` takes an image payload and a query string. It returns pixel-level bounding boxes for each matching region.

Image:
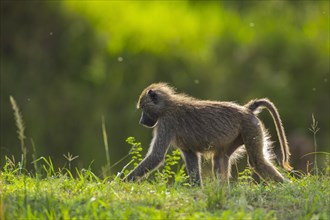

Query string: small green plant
[237,167,255,185]
[174,163,189,187]
[115,137,144,179]
[154,149,188,186]
[155,149,180,183]
[126,136,143,168]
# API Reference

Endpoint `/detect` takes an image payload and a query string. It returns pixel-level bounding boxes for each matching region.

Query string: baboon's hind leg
[242,121,284,182]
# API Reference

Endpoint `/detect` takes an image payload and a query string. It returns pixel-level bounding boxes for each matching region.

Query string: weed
[9,96,26,170]
[309,114,320,175]
[101,116,111,176]
[63,152,79,172]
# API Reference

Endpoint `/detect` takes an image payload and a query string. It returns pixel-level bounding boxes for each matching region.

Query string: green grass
[1,154,329,220]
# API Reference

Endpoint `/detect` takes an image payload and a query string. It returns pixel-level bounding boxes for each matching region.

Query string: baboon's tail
[246,98,293,171]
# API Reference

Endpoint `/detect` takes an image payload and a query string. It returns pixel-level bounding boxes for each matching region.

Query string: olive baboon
[123,83,292,185]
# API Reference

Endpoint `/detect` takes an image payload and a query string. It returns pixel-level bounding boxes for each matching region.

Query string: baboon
[123,83,292,186]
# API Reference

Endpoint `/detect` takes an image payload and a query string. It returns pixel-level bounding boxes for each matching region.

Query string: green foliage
[63,1,222,57]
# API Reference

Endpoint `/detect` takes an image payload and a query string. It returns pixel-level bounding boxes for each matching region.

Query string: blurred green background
[1,1,329,174]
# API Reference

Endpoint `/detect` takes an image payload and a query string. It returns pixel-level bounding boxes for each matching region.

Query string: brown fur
[124,83,292,186]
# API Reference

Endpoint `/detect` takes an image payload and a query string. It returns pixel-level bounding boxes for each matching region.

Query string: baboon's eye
[147,90,158,104]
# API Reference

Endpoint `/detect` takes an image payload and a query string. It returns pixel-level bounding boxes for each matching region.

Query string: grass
[2,97,329,219]
[1,152,330,220]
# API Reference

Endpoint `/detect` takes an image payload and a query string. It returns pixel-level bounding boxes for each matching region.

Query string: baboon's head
[137,83,175,128]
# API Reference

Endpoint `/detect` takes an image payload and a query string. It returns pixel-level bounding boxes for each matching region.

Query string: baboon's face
[139,111,158,128]
[137,89,168,128]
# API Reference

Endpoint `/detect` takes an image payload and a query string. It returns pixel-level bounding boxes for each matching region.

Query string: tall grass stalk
[102,116,111,175]
[30,138,40,178]
[309,114,320,175]
[9,96,26,170]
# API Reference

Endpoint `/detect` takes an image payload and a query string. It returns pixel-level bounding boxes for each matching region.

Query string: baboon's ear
[148,90,158,103]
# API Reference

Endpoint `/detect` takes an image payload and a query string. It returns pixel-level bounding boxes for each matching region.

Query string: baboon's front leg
[124,130,171,182]
[181,150,201,186]
[124,154,164,181]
